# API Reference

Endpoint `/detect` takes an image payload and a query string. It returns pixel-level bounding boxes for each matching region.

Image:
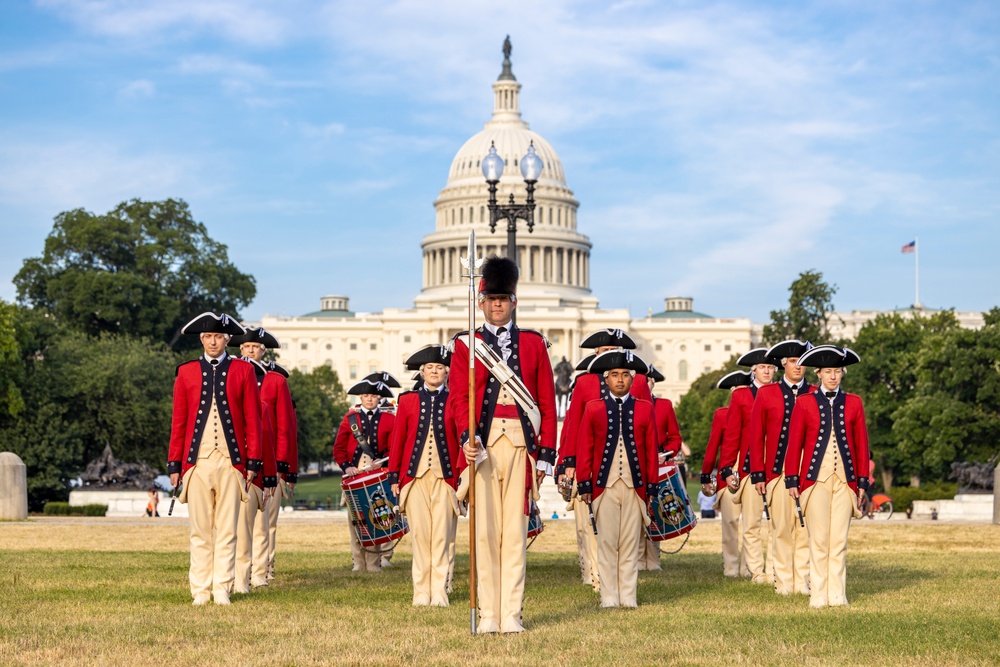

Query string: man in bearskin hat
[577,350,659,608]
[168,312,262,605]
[388,345,460,606]
[700,370,753,577]
[718,348,776,583]
[334,377,396,571]
[749,339,816,596]
[449,255,557,634]
[785,345,869,607]
[555,330,653,588]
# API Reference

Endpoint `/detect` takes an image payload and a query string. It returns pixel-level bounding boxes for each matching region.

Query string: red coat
[333,408,395,470]
[261,372,298,482]
[168,355,262,477]
[577,396,659,503]
[700,407,728,488]
[652,396,682,457]
[748,382,816,485]
[254,399,278,490]
[557,373,652,469]
[784,391,870,494]
[718,385,758,480]
[387,388,460,491]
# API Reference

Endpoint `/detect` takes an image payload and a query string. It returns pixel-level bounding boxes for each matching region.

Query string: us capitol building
[258,46,982,402]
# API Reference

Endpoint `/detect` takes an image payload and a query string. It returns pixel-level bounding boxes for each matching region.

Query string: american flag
[901,240,916,254]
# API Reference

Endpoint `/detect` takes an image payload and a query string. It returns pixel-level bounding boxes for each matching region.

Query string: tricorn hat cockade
[580,328,636,350]
[404,345,451,371]
[363,371,401,388]
[796,345,861,369]
[181,312,246,336]
[229,327,280,349]
[717,370,753,390]
[479,255,519,296]
[588,349,649,376]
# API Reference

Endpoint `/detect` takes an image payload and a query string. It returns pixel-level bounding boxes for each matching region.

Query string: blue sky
[1,0,997,324]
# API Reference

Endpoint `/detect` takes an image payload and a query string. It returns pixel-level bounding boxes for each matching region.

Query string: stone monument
[69,444,164,517]
[0,452,28,520]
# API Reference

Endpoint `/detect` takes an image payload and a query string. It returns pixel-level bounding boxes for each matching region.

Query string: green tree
[762,270,838,345]
[14,198,256,350]
[0,299,25,426]
[847,311,960,489]
[287,365,350,469]
[674,356,740,472]
[892,313,1000,481]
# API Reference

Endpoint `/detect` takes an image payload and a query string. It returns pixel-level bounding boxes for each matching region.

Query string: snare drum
[341,467,409,548]
[527,500,544,541]
[646,463,697,542]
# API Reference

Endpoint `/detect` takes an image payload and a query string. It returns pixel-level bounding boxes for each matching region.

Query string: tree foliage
[286,365,350,468]
[14,199,256,350]
[0,299,25,426]
[762,270,838,345]
[674,356,740,472]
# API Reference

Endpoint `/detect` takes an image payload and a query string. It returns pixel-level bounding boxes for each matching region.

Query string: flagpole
[914,235,921,308]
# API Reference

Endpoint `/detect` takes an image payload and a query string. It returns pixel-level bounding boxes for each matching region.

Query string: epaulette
[175,359,199,376]
[448,331,472,353]
[518,328,552,349]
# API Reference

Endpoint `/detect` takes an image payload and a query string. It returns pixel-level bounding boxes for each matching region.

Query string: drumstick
[167,484,179,516]
[761,486,771,522]
[795,496,805,527]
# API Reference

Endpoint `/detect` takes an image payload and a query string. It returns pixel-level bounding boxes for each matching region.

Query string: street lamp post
[482,140,544,268]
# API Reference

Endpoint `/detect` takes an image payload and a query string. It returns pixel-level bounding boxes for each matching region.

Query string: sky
[1,0,997,324]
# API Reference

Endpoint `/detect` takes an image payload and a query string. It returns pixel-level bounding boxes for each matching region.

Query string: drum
[341,467,408,548]
[527,500,544,542]
[646,463,697,542]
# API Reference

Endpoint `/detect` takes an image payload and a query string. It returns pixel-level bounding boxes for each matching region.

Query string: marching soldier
[233,357,278,593]
[577,350,659,608]
[228,328,297,586]
[449,255,557,634]
[784,345,868,607]
[700,370,752,577]
[639,365,682,571]
[168,312,262,605]
[749,339,816,596]
[387,345,460,606]
[556,330,653,588]
[334,378,396,572]
[718,348,776,583]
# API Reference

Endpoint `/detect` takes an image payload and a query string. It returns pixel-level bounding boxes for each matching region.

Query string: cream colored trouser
[349,523,383,571]
[187,449,243,599]
[735,476,767,582]
[474,433,528,626]
[235,485,267,591]
[804,476,854,606]
[403,473,456,605]
[716,489,742,576]
[574,494,599,586]
[768,476,810,594]
[637,537,660,571]
[594,479,644,607]
[265,478,283,578]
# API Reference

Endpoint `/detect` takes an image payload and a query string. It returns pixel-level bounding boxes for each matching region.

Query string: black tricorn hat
[363,371,401,388]
[588,350,649,375]
[737,348,773,368]
[580,328,636,350]
[229,327,280,349]
[242,356,267,380]
[796,345,861,369]
[265,361,289,378]
[646,364,666,383]
[479,255,519,296]
[717,370,753,390]
[404,345,451,371]
[347,379,395,397]
[766,339,811,364]
[574,353,596,371]
[180,312,246,336]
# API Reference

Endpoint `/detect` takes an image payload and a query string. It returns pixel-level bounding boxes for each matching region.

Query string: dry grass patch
[2,517,999,666]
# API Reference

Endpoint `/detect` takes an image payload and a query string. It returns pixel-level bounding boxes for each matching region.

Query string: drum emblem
[656,489,685,527]
[368,488,395,531]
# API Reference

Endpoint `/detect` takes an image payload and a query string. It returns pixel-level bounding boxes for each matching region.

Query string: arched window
[678,360,688,382]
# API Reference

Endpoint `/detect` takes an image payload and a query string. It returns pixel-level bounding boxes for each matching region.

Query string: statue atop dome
[499,35,516,82]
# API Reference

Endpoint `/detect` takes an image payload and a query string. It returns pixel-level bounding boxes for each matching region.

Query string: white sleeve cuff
[535,460,554,475]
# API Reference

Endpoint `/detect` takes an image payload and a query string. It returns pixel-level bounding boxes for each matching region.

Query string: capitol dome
[415,39,595,309]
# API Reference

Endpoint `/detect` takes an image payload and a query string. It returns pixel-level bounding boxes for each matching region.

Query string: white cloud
[118,79,155,100]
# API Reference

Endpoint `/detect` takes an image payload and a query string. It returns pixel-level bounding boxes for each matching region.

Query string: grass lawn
[288,474,344,509]
[2,516,999,666]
